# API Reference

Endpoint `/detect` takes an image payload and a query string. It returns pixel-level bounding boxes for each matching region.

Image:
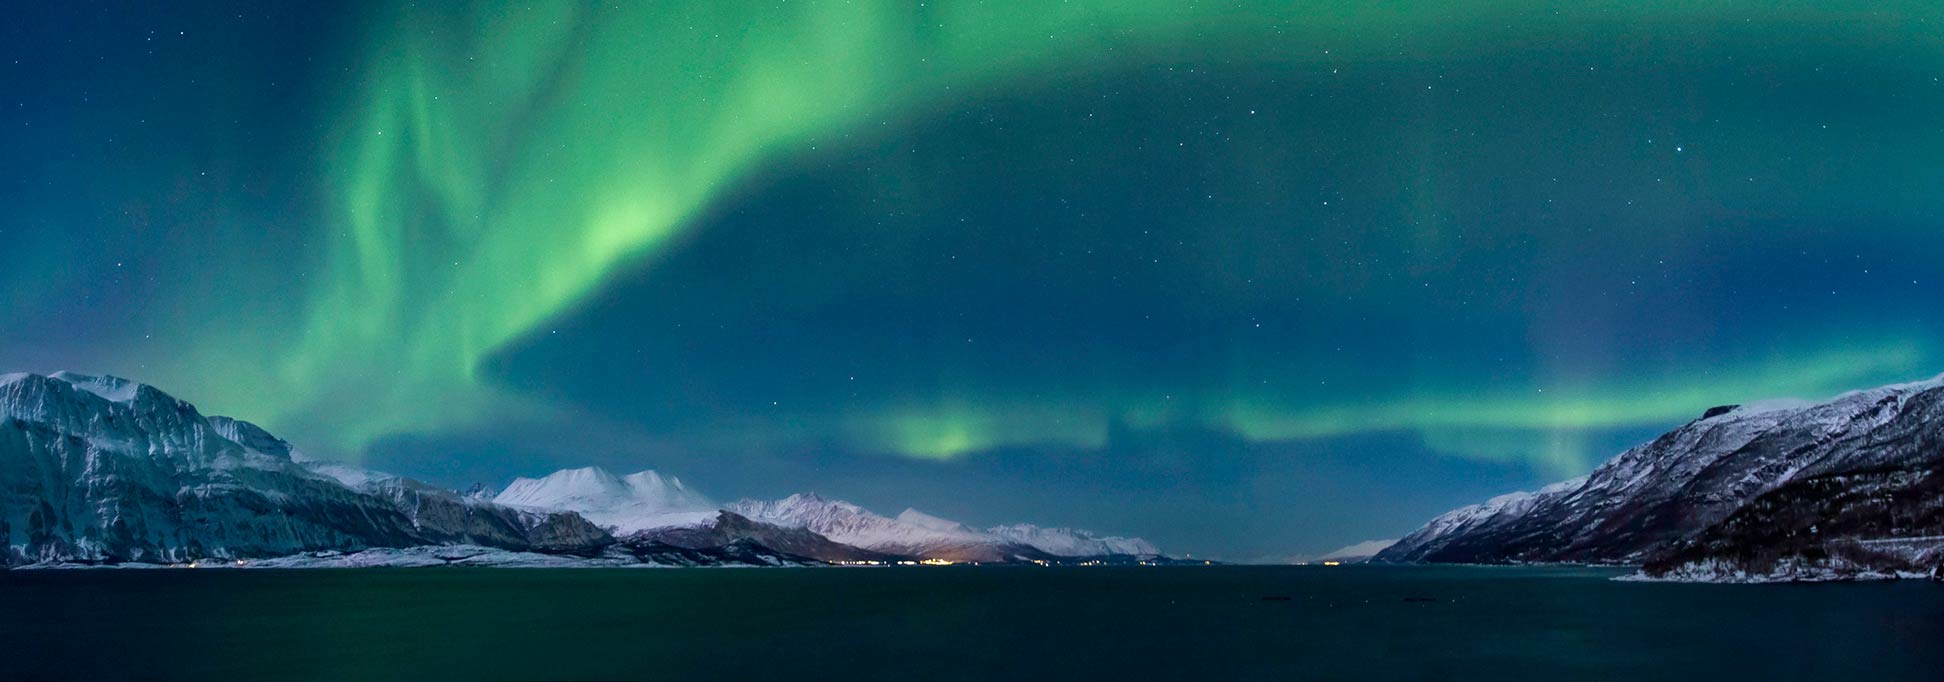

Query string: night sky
[5,1,1942,559]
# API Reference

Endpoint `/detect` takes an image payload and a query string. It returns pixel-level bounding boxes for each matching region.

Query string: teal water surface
[2,565,1939,681]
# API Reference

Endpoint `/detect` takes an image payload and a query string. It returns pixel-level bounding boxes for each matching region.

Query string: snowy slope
[986,524,1159,557]
[1377,373,1944,579]
[494,467,718,534]
[727,494,980,555]
[728,493,1159,560]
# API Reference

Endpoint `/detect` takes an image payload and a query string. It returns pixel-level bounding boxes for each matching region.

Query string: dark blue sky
[5,1,1942,558]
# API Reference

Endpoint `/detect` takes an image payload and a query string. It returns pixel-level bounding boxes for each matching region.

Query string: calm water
[2,565,1940,681]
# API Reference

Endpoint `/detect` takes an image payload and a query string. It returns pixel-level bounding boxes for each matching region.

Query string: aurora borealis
[5,1,1943,557]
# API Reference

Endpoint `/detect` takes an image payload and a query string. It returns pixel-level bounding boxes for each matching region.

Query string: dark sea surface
[2,565,1940,681]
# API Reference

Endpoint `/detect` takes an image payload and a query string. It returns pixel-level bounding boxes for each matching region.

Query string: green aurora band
[166,0,1938,472]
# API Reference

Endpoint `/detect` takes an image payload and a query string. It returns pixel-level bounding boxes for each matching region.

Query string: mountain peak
[1699,404,1739,420]
[494,465,716,534]
[895,508,978,535]
[558,465,623,482]
[46,371,143,402]
[769,492,860,512]
[1379,370,1944,572]
[0,371,617,565]
[621,469,689,493]
[207,416,297,461]
[986,523,1160,557]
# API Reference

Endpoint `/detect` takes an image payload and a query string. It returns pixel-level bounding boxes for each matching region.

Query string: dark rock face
[360,478,614,554]
[0,372,613,566]
[625,511,898,563]
[1642,469,1944,579]
[1377,374,1944,580]
[615,538,820,567]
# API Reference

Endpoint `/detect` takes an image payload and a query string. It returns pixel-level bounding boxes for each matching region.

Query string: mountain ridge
[1377,372,1944,582]
[0,371,1166,568]
[0,371,614,565]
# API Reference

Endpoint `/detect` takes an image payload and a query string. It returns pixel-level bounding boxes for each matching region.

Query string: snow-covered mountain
[728,493,1159,561]
[494,466,717,533]
[1377,373,1944,581]
[987,524,1159,557]
[0,372,610,566]
[726,494,1000,560]
[0,371,1172,568]
[627,511,900,563]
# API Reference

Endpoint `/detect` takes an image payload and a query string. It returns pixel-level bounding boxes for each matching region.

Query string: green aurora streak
[177,0,1936,471]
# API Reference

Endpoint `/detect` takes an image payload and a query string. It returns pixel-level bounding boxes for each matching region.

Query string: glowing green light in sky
[281,0,1460,446]
[177,0,1937,469]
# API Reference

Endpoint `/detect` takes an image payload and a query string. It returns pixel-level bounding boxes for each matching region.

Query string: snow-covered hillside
[494,466,717,533]
[1377,373,1944,581]
[728,493,1159,560]
[986,524,1158,557]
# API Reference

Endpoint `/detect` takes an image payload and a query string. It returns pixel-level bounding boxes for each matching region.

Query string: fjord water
[4,566,1939,681]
